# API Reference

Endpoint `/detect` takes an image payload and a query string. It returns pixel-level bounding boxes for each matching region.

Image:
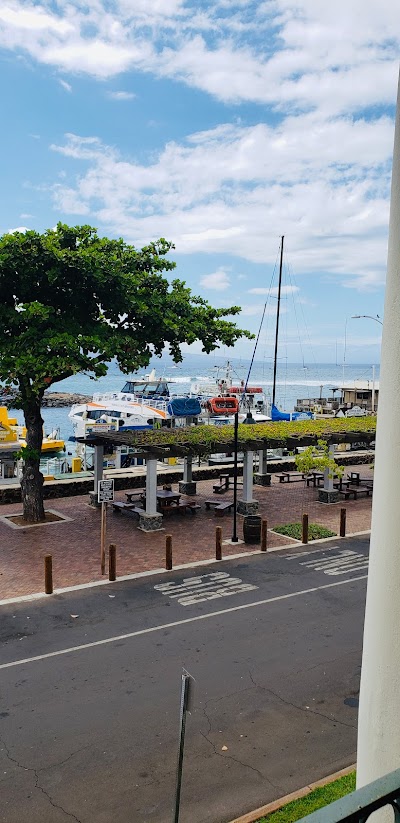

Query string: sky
[0,0,398,365]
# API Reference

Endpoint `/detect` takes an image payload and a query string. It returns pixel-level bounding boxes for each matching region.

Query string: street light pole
[351,314,383,325]
[231,411,239,543]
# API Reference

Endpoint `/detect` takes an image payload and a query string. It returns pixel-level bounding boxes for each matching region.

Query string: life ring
[206,396,240,415]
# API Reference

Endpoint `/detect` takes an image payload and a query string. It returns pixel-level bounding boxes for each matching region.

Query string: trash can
[243,515,262,544]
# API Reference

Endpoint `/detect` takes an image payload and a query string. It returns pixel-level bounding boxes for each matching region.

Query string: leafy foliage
[110,416,376,455]
[0,222,253,521]
[273,523,337,540]
[0,224,252,404]
[294,439,344,478]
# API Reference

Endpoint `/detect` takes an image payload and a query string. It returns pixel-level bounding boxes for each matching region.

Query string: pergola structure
[83,417,376,531]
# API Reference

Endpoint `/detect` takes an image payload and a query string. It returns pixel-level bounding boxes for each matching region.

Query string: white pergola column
[139,457,163,531]
[179,456,196,495]
[89,444,104,506]
[237,450,258,515]
[357,74,400,794]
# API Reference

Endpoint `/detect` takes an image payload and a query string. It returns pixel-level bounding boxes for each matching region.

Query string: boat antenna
[272,235,284,407]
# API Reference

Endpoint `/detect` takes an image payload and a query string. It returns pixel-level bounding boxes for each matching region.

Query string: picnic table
[347,471,374,487]
[125,490,145,503]
[276,472,305,483]
[205,499,235,516]
[304,471,324,487]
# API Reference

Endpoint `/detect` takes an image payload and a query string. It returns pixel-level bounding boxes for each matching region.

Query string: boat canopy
[167,398,202,417]
[271,404,314,422]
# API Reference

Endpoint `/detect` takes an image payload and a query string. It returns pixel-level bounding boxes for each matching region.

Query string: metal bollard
[261,519,268,552]
[340,507,346,538]
[44,554,53,594]
[302,513,309,545]
[215,526,222,560]
[166,535,173,570]
[109,543,117,581]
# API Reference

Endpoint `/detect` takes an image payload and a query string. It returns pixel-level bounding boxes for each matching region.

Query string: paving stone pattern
[0,466,372,599]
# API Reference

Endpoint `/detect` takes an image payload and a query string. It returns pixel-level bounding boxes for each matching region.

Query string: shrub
[273,523,336,540]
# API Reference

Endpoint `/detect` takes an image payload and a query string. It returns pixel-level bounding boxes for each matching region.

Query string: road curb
[227,764,356,823]
[0,530,370,606]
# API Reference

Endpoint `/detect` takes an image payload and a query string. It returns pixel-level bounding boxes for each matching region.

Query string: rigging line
[242,240,281,399]
[286,258,318,368]
[286,260,306,372]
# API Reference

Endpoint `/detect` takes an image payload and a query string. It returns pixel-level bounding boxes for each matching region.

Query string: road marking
[0,575,367,671]
[154,571,258,605]
[297,549,369,576]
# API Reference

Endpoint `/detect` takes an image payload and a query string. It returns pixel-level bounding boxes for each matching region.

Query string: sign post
[173,669,194,823]
[98,480,114,575]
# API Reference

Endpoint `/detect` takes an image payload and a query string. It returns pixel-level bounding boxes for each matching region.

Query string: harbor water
[9,354,379,447]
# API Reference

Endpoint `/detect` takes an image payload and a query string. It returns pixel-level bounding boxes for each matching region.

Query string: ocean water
[9,354,379,447]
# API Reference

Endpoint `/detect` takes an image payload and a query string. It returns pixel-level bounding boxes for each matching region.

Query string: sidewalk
[0,466,372,600]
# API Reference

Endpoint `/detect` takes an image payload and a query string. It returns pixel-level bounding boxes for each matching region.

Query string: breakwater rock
[0,390,91,408]
[42,392,92,408]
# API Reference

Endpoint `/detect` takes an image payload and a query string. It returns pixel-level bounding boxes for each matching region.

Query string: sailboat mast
[272,235,284,407]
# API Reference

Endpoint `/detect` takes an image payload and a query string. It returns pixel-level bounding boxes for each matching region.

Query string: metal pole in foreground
[173,670,193,823]
[231,411,239,543]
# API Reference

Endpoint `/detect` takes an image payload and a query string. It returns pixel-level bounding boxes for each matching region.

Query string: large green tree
[0,224,252,522]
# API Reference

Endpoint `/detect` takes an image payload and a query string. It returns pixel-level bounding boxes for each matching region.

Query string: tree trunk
[20,400,45,523]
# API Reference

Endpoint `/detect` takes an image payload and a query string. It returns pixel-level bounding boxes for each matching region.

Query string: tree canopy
[0,223,252,401]
[0,223,252,521]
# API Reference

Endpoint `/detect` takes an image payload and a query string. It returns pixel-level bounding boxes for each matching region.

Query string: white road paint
[286,546,369,576]
[0,575,367,671]
[154,571,258,605]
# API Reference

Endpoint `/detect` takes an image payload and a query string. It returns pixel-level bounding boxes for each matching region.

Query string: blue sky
[0,0,398,364]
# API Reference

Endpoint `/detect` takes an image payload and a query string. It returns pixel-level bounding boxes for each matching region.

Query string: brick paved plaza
[0,466,372,600]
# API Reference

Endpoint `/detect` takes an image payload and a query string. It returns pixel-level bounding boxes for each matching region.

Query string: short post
[261,519,268,552]
[216,526,222,560]
[302,513,309,545]
[109,543,116,581]
[44,554,53,594]
[166,535,173,570]
[340,507,347,538]
[100,501,107,575]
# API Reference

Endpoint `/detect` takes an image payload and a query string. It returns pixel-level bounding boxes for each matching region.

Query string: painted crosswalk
[286,546,369,576]
[154,571,258,606]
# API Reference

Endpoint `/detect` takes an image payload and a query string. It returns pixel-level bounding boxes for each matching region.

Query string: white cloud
[200,267,231,290]
[107,90,136,100]
[8,226,28,233]
[0,1,397,118]
[59,78,72,92]
[19,212,34,218]
[249,285,300,296]
[49,108,393,289]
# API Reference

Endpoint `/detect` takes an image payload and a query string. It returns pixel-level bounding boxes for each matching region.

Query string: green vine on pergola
[88,416,376,458]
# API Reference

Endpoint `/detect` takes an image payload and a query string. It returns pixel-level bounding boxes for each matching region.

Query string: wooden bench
[276,472,305,483]
[159,501,201,515]
[205,499,234,516]
[339,485,373,500]
[112,502,144,518]
[213,473,230,494]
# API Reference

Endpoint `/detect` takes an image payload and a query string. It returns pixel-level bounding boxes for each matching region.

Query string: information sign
[97,479,114,503]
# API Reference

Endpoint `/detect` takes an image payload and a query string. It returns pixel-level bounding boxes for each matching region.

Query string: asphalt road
[0,535,369,823]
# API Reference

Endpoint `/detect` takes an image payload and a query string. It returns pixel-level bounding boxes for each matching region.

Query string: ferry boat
[68,369,202,440]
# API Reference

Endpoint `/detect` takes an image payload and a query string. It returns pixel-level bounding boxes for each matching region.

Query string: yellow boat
[0,407,65,454]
